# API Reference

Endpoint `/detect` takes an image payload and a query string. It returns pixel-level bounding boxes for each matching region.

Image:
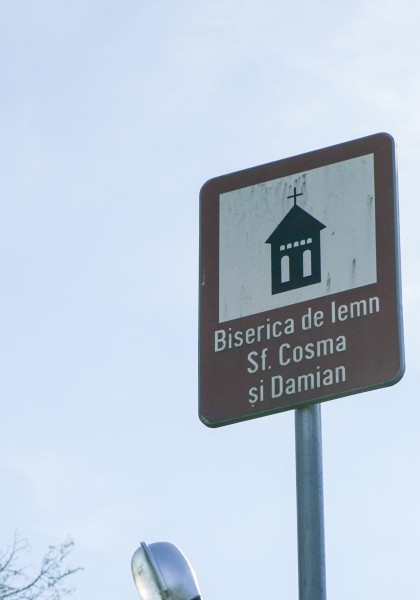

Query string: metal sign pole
[295,403,327,600]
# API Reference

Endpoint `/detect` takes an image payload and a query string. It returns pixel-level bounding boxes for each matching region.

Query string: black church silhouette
[266,188,326,294]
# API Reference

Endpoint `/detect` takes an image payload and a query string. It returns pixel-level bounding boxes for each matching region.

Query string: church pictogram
[265,188,326,294]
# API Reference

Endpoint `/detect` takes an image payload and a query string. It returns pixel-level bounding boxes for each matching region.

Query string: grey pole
[295,403,327,600]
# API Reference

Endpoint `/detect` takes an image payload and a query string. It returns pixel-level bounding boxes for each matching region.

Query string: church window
[281,255,290,283]
[303,249,312,277]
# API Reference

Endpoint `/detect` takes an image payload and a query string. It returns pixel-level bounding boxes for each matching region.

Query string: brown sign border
[199,133,405,427]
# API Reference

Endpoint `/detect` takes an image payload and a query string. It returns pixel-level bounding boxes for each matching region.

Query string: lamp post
[131,541,202,600]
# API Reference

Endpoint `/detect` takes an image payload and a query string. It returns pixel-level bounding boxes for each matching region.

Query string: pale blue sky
[1,2,419,599]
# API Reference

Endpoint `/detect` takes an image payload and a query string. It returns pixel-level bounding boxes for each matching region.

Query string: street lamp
[131,541,202,600]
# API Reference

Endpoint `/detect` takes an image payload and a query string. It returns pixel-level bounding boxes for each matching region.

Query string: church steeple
[265,190,326,294]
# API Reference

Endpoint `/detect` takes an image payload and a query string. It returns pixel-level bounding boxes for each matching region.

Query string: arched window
[303,249,312,277]
[281,255,290,283]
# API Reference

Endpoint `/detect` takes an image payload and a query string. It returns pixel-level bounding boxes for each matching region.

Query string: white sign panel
[219,154,376,322]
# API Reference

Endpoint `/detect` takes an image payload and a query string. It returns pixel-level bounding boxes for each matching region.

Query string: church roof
[266,204,326,245]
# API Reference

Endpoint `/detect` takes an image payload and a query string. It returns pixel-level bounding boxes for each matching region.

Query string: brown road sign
[199,133,405,427]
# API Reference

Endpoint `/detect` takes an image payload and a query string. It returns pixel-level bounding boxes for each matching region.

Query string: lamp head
[131,541,201,600]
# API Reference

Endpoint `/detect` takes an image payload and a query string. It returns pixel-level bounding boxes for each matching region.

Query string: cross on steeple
[288,187,303,206]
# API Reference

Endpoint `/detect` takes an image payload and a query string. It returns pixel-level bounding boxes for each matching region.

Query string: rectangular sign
[199,133,405,427]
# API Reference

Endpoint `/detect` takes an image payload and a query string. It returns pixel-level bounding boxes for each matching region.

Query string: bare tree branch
[0,535,81,600]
